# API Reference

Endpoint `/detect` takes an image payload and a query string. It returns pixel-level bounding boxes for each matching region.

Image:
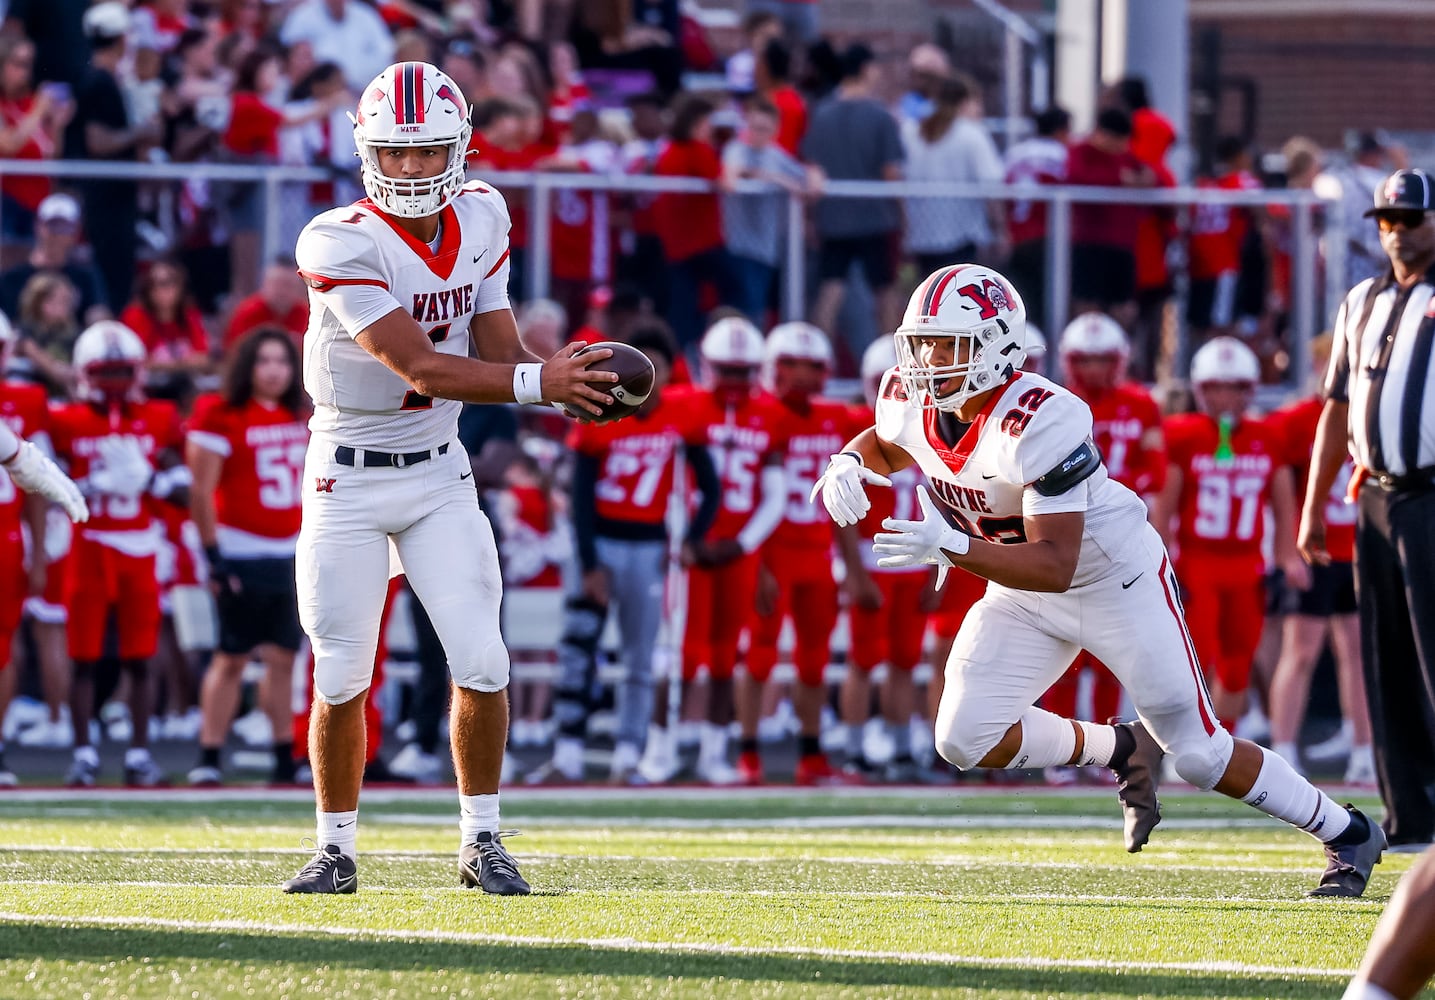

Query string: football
[577,340,656,423]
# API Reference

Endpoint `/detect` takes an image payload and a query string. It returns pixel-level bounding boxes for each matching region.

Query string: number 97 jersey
[874,369,1149,589]
[187,393,309,553]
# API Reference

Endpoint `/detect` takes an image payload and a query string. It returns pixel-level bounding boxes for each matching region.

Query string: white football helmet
[895,264,1027,411]
[762,320,832,389]
[1059,312,1129,359]
[700,316,765,367]
[352,61,473,218]
[73,320,147,404]
[1190,336,1259,385]
[860,336,898,406]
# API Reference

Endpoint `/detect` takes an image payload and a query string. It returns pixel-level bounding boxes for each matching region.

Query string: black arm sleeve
[570,453,601,573]
[1032,438,1102,497]
[684,443,722,544]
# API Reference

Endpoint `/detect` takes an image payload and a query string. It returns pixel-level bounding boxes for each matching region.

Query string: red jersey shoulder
[1162,412,1208,459]
[188,393,231,436]
[0,382,49,429]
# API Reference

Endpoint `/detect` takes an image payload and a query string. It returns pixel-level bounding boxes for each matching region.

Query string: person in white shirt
[279,0,395,92]
[282,61,617,897]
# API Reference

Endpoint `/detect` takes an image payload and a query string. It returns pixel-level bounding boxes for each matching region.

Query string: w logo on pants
[314,478,336,493]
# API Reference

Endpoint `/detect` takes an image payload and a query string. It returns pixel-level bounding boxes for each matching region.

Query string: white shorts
[297,434,509,703]
[939,523,1227,764]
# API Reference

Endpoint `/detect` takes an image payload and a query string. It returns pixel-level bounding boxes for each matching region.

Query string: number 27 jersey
[874,370,1148,589]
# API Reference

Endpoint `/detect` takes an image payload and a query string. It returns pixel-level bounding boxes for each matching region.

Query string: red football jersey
[1271,395,1357,563]
[1188,170,1260,281]
[1164,411,1282,565]
[0,382,50,527]
[187,394,308,545]
[768,398,862,550]
[50,399,183,536]
[1080,383,1166,494]
[567,387,707,526]
[669,385,788,540]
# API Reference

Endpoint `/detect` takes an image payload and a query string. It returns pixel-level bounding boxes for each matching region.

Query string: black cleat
[459,830,531,895]
[1111,720,1164,852]
[282,844,358,894]
[1308,806,1386,898]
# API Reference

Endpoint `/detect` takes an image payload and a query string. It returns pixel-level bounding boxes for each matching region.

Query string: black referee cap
[1364,168,1435,217]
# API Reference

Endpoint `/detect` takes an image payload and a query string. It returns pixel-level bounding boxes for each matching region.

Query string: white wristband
[513,363,544,405]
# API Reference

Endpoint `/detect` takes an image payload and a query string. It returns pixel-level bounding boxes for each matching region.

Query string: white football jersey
[875,369,1148,589]
[296,179,512,451]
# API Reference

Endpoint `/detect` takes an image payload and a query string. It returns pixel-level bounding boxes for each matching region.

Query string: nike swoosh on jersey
[1121,573,1144,589]
[460,472,473,480]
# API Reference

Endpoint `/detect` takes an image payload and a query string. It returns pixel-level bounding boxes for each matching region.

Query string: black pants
[1355,483,1435,844]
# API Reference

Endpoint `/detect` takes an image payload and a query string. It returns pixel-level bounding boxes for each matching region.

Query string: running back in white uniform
[875,367,1148,588]
[296,179,512,452]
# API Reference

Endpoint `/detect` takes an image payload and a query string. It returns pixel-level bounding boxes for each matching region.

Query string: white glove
[3,441,89,523]
[808,452,892,527]
[873,485,970,570]
[91,436,153,497]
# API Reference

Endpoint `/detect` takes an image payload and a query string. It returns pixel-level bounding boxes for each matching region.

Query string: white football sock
[318,809,358,857]
[1074,720,1118,767]
[1241,747,1352,843]
[459,793,500,847]
[1010,708,1078,769]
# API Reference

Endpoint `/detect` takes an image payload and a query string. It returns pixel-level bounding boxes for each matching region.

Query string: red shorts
[683,549,760,682]
[1178,557,1265,695]
[931,568,987,639]
[0,530,26,663]
[747,545,838,686]
[64,535,161,661]
[847,570,929,672]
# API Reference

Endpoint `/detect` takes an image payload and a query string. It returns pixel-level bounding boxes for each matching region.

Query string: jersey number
[947,509,1027,545]
[1000,388,1053,438]
[1194,473,1264,541]
[256,442,307,509]
[400,324,453,410]
[596,448,670,510]
[717,447,760,513]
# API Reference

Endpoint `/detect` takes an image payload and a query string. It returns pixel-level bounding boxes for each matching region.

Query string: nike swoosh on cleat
[333,870,357,892]
[1121,573,1143,589]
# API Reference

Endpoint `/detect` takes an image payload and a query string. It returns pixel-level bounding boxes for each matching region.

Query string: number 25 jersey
[295,181,513,452]
[874,369,1148,589]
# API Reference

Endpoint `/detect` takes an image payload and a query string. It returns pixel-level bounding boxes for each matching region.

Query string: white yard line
[0,910,1358,979]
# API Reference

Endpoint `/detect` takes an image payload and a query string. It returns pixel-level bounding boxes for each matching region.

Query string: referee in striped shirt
[1301,167,1435,853]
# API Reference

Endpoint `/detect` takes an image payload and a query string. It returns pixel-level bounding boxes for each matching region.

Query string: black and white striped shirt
[1326,271,1435,478]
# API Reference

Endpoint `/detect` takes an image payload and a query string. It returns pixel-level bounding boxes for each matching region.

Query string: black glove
[205,546,241,597]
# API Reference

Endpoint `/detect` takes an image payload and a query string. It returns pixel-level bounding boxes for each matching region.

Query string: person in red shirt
[1156,337,1306,730]
[740,322,860,785]
[1002,106,1070,335]
[530,326,721,786]
[1188,136,1265,342]
[51,320,188,787]
[839,336,937,783]
[184,328,309,786]
[0,37,69,244]
[667,317,789,783]
[1267,332,1373,784]
[119,259,213,389]
[1067,108,1155,327]
[653,95,736,349]
[471,95,560,299]
[223,255,309,352]
[543,106,619,320]
[1040,313,1167,778]
[755,38,806,157]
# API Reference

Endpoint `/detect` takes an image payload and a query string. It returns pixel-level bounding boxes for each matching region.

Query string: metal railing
[0,158,1343,384]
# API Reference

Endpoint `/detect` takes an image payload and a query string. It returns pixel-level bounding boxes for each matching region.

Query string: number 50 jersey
[296,181,513,452]
[874,369,1148,589]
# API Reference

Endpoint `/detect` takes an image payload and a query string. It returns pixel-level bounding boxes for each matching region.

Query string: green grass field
[0,786,1406,999]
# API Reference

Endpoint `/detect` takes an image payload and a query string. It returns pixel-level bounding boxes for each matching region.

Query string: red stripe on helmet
[393,64,406,124]
[414,63,425,123]
[922,265,965,318]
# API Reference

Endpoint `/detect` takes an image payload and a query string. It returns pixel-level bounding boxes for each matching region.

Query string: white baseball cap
[82,1,131,41]
[37,193,81,226]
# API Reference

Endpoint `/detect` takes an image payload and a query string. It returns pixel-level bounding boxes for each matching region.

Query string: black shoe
[1111,720,1163,852]
[459,830,531,895]
[1309,806,1386,898]
[282,844,357,894]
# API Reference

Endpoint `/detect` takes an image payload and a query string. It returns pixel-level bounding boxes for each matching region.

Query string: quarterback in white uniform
[813,263,1385,897]
[283,61,617,896]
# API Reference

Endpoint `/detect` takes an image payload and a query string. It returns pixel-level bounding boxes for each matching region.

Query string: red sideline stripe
[414,63,425,123]
[1157,554,1217,736]
[297,270,390,292]
[483,247,510,279]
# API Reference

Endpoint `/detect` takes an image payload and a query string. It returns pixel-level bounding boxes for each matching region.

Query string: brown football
[577,340,656,423]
